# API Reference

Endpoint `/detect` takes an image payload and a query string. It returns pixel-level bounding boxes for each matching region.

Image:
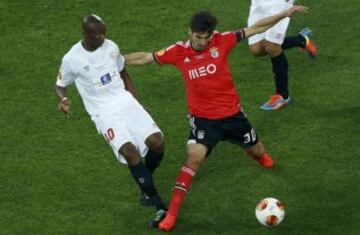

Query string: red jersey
[154,31,244,119]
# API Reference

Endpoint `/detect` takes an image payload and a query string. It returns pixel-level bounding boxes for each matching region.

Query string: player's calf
[159,214,177,232]
[246,142,274,168]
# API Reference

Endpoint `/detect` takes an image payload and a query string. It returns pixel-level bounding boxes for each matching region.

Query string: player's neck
[81,40,100,52]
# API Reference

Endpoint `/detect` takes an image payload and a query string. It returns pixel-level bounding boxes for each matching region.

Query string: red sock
[167,166,196,217]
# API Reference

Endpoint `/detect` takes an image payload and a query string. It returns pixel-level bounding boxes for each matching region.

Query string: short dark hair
[189,11,218,34]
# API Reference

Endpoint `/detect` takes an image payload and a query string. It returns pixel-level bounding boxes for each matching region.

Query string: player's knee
[249,44,266,57]
[264,43,282,57]
[119,142,141,165]
[186,157,203,170]
[186,149,206,170]
[146,132,164,153]
[247,141,265,158]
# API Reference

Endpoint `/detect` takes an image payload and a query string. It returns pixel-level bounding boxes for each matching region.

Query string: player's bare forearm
[244,5,308,38]
[124,52,154,65]
[55,85,68,100]
[120,68,140,101]
[55,85,71,116]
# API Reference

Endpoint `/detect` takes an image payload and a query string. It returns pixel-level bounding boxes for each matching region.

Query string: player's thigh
[95,115,135,164]
[129,104,163,155]
[264,3,292,45]
[247,5,266,45]
[265,17,290,45]
[223,112,259,149]
[187,115,223,157]
[145,132,164,153]
[119,142,142,166]
[185,143,208,171]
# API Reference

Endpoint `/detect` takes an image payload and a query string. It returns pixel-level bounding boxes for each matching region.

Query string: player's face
[82,22,106,51]
[190,31,213,51]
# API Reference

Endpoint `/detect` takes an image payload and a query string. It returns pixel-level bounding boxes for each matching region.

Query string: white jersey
[251,0,291,6]
[56,39,134,118]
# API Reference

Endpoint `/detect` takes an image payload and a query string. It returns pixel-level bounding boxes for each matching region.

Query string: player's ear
[188,28,192,37]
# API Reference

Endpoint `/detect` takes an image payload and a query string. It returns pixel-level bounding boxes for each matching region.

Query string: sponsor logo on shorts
[197,130,205,139]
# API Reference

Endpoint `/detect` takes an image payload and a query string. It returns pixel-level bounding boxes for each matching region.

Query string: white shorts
[92,100,162,164]
[247,1,293,45]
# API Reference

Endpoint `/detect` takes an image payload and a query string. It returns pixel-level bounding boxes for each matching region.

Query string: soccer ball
[255,197,285,227]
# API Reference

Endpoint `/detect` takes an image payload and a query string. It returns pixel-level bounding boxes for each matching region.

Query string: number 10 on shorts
[104,128,115,143]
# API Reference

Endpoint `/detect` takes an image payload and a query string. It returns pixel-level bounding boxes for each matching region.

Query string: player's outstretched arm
[243,5,308,38]
[124,52,154,65]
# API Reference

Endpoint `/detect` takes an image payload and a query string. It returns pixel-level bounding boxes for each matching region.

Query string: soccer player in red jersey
[124,5,308,231]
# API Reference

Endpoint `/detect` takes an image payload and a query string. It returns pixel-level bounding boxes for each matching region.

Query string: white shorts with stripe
[247,1,293,45]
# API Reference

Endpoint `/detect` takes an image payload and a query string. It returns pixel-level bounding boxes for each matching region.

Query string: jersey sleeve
[220,31,239,52]
[56,57,76,87]
[234,29,246,42]
[153,44,178,65]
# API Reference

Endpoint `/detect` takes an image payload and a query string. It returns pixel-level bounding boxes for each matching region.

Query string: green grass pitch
[1,0,359,234]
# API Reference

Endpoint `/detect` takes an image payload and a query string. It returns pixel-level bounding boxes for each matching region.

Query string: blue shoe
[260,94,290,111]
[299,27,313,38]
[299,27,318,58]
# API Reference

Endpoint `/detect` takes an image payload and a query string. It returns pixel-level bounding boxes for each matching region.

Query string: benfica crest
[210,47,219,58]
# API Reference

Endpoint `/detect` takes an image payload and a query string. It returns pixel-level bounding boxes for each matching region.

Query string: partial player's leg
[260,40,291,111]
[256,3,292,110]
[145,132,165,174]
[159,115,221,231]
[127,103,166,211]
[247,4,290,110]
[247,3,269,57]
[245,141,273,168]
[282,27,318,58]
[249,41,267,57]
[159,143,207,232]
[129,104,165,176]
[119,142,167,213]
[95,111,166,227]
[139,132,165,208]
[130,111,167,228]
[144,132,167,228]
[224,111,274,168]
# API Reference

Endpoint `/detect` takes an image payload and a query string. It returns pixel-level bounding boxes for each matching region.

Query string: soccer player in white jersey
[55,14,166,227]
[247,0,317,110]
